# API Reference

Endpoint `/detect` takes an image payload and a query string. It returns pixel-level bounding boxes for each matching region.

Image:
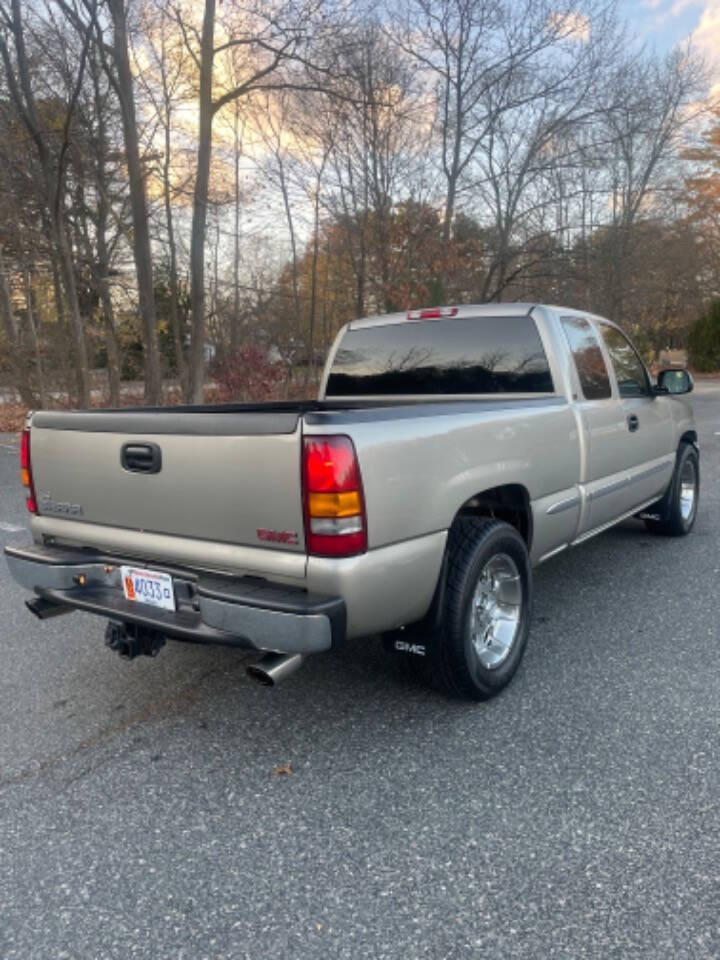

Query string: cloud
[692,0,720,64]
[670,0,703,15]
[642,0,703,25]
[548,10,591,42]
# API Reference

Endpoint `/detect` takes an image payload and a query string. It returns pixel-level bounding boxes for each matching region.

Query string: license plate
[121,566,175,611]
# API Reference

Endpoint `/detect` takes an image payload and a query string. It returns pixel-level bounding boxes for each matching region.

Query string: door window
[597,323,650,398]
[560,317,611,400]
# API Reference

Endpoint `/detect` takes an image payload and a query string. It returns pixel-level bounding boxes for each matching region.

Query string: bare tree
[600,48,708,319]
[393,0,622,252]
[72,43,123,404]
[321,22,429,315]
[179,0,339,401]
[253,92,303,352]
[103,0,162,403]
[0,0,92,405]
[137,0,194,390]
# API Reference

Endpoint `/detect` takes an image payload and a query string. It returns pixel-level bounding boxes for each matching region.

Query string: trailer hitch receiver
[105,621,166,660]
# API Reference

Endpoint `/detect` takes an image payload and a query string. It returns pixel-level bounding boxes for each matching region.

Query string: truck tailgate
[28,410,306,554]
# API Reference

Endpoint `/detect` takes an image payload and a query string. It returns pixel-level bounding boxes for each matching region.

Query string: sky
[624,0,720,93]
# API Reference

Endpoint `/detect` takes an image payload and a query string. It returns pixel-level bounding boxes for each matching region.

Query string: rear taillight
[303,436,367,557]
[20,427,37,514]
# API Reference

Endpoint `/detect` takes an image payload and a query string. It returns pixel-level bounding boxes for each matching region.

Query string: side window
[597,323,650,398]
[560,317,611,400]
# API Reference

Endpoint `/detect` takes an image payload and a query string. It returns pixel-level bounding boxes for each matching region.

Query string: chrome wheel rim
[471,553,523,670]
[679,459,697,522]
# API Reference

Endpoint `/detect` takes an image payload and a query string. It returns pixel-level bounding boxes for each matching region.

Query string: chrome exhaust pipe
[246,653,304,686]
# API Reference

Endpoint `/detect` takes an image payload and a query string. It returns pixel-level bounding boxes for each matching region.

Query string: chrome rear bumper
[4,543,345,655]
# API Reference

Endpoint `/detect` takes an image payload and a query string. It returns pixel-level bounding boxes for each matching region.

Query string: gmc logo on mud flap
[395,639,426,657]
[256,528,299,546]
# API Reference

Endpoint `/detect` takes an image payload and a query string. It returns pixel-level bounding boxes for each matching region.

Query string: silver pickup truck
[5,304,698,699]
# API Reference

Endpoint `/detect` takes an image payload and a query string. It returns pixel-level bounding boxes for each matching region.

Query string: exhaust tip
[246,653,304,687]
[246,664,276,686]
[26,596,72,620]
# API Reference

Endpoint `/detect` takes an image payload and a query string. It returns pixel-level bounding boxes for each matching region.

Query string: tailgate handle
[121,442,162,474]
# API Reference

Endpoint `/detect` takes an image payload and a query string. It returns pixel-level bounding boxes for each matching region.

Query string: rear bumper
[4,543,345,655]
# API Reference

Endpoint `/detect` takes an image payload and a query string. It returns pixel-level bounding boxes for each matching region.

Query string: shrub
[688,301,720,372]
[209,343,285,402]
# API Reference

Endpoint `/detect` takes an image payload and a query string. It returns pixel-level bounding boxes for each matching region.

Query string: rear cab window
[560,316,611,401]
[325,315,554,396]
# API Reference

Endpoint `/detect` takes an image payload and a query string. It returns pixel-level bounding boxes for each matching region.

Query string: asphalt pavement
[1,388,720,960]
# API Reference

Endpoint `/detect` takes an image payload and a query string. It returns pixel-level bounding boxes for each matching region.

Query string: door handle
[121,442,162,474]
[627,414,639,433]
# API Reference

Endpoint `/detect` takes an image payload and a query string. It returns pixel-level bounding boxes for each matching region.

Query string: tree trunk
[160,61,185,391]
[46,237,74,404]
[88,58,122,407]
[308,222,320,382]
[187,0,216,403]
[277,154,302,352]
[24,271,46,408]
[308,167,327,383]
[231,101,241,354]
[73,183,121,407]
[162,120,185,390]
[52,215,90,406]
[0,246,36,406]
[99,289,121,405]
[107,0,162,404]
[443,174,458,243]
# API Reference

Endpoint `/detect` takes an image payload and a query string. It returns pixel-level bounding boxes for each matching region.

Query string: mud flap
[637,447,687,523]
[381,549,449,662]
[381,631,430,658]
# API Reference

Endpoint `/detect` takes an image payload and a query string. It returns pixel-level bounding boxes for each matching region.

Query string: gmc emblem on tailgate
[40,494,84,517]
[256,528,299,546]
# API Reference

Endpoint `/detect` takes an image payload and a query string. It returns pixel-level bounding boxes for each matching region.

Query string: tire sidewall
[670,443,699,533]
[444,522,532,697]
[645,442,700,536]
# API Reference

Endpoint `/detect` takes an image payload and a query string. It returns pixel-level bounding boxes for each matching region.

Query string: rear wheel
[431,517,532,700]
[644,442,699,536]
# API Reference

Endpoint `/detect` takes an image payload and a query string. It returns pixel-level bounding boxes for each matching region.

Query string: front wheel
[432,518,532,700]
[644,442,699,536]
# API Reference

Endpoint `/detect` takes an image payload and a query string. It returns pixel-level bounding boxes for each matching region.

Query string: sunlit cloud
[691,0,720,67]
[548,10,591,41]
[670,0,703,15]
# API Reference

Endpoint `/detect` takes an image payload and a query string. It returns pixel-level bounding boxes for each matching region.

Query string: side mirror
[656,368,694,395]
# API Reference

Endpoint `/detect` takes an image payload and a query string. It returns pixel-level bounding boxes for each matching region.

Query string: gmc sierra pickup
[4,304,698,699]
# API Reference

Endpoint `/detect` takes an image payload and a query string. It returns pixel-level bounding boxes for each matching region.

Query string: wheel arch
[453,483,533,551]
[414,485,533,635]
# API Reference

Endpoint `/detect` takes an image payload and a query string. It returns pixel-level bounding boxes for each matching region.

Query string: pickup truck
[4,304,698,700]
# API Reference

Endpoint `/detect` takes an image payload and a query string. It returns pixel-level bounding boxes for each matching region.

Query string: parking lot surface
[1,386,719,959]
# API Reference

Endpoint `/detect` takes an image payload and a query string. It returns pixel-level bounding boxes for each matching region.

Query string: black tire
[430,517,532,700]
[644,442,699,537]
